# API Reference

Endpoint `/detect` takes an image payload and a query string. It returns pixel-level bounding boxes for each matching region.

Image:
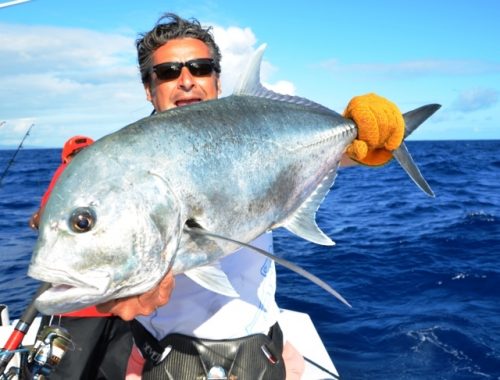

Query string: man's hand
[283,341,305,379]
[96,270,175,321]
[343,93,405,166]
[29,209,41,230]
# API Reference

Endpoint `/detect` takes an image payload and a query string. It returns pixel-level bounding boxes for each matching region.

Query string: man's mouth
[175,99,201,107]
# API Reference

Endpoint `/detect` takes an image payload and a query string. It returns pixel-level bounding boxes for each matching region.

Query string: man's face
[145,38,221,112]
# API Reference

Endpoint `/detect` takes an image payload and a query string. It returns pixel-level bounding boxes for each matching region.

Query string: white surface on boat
[280,309,339,379]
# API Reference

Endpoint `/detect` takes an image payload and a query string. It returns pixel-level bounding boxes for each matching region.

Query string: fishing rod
[0,0,32,9]
[0,123,34,188]
[303,356,341,379]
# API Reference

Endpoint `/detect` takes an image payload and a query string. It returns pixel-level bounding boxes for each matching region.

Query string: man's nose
[177,67,195,90]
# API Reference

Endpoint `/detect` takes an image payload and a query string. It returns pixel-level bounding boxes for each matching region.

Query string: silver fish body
[28,45,439,314]
[29,95,355,312]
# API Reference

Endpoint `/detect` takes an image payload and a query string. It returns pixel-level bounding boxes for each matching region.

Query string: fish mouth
[35,281,112,315]
[28,266,113,314]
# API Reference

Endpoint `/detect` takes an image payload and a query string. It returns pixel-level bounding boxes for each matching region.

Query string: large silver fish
[28,45,440,315]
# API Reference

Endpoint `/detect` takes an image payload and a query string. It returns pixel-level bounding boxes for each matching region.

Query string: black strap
[130,321,286,379]
[130,320,283,364]
[264,321,283,362]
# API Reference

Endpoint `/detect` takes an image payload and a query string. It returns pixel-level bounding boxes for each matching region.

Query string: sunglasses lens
[154,63,182,81]
[187,59,215,76]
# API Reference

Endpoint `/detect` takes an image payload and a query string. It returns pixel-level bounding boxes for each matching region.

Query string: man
[95,13,405,380]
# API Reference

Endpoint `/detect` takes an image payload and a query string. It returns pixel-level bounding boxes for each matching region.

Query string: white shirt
[136,232,280,340]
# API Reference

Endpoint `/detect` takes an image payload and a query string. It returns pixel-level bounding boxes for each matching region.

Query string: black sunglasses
[152,58,219,81]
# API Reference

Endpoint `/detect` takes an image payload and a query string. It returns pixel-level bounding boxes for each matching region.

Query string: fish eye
[69,207,96,233]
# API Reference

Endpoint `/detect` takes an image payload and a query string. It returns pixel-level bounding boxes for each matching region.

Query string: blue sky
[0,0,499,147]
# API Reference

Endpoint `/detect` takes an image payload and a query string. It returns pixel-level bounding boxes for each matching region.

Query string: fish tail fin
[394,104,441,197]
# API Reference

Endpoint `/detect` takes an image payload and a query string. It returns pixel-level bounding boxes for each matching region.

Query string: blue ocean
[0,140,499,379]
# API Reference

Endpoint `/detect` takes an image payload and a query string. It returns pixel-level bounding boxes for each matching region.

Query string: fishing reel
[25,325,73,379]
[0,285,73,379]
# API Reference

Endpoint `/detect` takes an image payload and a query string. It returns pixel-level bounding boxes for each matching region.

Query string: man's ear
[158,271,175,302]
[216,77,222,96]
[144,83,153,103]
[136,270,175,311]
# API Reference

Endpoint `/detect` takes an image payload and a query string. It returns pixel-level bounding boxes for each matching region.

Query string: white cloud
[264,80,296,95]
[0,118,35,146]
[452,87,499,112]
[213,26,295,96]
[0,24,134,71]
[212,25,257,95]
[0,22,153,146]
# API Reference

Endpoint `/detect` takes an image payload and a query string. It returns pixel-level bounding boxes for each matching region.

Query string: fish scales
[145,95,356,231]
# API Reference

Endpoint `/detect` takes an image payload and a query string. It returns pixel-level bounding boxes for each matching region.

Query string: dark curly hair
[136,13,222,86]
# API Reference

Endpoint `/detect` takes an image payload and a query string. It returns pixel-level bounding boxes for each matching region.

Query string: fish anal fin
[281,169,337,246]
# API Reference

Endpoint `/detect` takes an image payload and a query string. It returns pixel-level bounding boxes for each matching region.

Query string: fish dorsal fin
[232,43,268,97]
[233,44,334,114]
[281,168,338,246]
[184,264,239,298]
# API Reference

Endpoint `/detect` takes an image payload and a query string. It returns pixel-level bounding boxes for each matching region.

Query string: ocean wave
[407,325,500,379]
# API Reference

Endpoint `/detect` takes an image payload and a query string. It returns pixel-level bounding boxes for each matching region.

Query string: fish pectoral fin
[281,169,337,246]
[187,228,351,308]
[184,264,240,298]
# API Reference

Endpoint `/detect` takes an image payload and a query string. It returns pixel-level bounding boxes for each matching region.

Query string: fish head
[28,149,183,315]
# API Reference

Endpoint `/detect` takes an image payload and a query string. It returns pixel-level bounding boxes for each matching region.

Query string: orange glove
[343,93,405,166]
